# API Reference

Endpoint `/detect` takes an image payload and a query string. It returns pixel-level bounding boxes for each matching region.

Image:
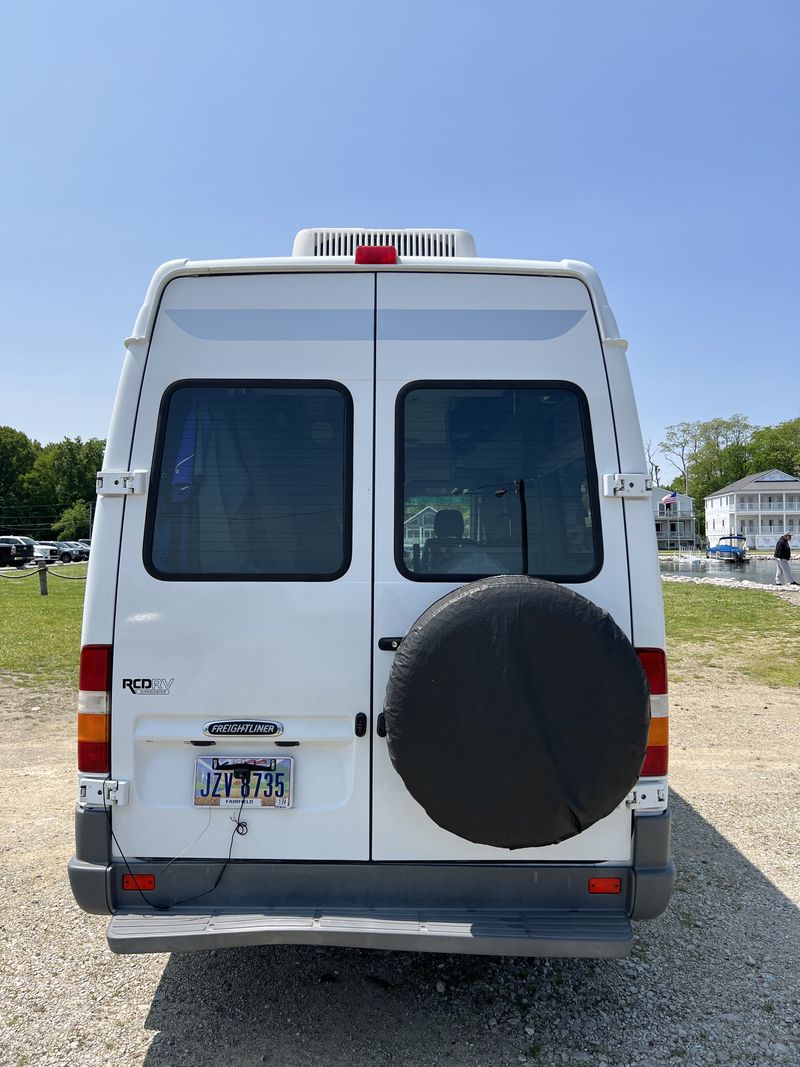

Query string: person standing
[774,532,798,586]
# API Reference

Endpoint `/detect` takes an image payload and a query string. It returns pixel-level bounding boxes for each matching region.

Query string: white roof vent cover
[292,227,477,258]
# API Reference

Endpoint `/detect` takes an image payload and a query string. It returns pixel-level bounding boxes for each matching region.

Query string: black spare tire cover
[384,576,650,849]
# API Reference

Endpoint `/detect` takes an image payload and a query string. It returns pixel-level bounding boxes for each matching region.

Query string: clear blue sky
[2,1,798,479]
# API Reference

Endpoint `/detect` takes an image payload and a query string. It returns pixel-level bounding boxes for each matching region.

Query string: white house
[704,469,800,550]
[651,487,698,550]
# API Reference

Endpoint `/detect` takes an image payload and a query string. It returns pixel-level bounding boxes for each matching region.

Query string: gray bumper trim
[68,856,112,915]
[631,810,675,920]
[108,908,633,957]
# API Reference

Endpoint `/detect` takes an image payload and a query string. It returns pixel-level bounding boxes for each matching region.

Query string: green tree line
[653,415,800,535]
[0,426,105,539]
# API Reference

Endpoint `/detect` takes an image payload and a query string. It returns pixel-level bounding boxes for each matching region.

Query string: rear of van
[68,228,673,957]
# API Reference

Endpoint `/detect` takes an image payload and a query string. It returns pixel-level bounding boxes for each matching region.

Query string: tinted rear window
[397,382,600,581]
[147,381,352,580]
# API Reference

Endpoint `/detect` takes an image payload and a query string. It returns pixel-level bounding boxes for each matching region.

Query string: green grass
[663,582,800,688]
[1,563,798,691]
[0,564,88,687]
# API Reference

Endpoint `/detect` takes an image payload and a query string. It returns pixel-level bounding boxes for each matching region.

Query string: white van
[69,228,673,957]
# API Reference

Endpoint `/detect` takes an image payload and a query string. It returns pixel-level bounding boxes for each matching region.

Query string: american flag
[661,491,678,504]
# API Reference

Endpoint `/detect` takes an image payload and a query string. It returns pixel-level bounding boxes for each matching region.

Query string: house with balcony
[651,487,698,550]
[704,470,800,550]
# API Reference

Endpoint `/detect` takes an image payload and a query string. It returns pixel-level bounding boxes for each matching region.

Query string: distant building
[704,469,800,550]
[651,487,698,550]
[403,505,438,550]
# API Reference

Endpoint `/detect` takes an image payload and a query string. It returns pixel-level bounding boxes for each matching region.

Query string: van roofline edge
[126,256,624,350]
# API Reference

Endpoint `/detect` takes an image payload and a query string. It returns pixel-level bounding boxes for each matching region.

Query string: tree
[0,426,41,503]
[53,500,91,540]
[661,416,757,537]
[748,418,800,477]
[644,440,661,487]
[659,421,705,495]
[20,436,105,508]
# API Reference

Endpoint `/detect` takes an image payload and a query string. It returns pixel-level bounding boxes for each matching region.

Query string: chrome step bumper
[107,908,633,957]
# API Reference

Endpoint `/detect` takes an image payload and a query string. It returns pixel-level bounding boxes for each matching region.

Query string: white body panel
[111,273,374,859]
[371,272,633,861]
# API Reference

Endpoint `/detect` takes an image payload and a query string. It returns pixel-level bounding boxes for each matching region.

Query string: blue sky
[2,1,798,479]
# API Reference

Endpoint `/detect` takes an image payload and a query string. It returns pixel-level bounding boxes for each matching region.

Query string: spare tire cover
[383,576,650,849]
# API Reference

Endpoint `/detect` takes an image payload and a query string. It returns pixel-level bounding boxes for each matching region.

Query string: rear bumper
[68,808,674,956]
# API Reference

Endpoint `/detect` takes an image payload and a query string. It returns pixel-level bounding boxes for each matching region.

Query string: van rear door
[111,272,374,861]
[371,271,635,862]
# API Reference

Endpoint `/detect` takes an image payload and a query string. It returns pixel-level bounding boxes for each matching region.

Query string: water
[659,554,791,586]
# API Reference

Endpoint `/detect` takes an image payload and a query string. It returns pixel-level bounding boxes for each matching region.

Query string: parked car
[0,535,35,567]
[0,540,21,568]
[70,226,672,961]
[33,541,60,562]
[38,540,82,563]
[78,538,92,549]
[64,541,90,560]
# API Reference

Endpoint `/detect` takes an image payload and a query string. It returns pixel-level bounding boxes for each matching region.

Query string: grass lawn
[0,564,88,687]
[1,565,798,690]
[663,582,800,688]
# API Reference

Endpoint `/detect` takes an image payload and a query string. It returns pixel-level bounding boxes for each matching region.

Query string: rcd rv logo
[121,678,174,696]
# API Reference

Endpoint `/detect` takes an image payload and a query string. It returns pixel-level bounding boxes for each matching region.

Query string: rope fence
[0,564,87,591]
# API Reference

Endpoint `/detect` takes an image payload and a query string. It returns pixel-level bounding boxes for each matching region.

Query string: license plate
[193,756,293,808]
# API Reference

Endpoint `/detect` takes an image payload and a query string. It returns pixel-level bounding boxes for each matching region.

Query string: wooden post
[38,560,48,596]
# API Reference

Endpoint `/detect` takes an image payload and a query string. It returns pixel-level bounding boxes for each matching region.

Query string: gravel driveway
[1,663,798,1067]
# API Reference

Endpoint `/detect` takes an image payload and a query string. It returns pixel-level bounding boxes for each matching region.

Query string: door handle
[378,637,403,651]
[377,713,387,738]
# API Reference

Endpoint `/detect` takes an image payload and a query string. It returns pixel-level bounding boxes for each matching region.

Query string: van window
[397,383,600,581]
[147,381,352,580]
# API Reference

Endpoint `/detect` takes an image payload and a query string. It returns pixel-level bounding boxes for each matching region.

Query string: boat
[706,535,748,563]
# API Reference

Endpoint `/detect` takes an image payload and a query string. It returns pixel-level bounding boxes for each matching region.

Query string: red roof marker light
[355,245,397,265]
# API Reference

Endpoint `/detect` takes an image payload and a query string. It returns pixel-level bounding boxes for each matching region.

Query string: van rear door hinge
[602,474,652,499]
[79,777,130,808]
[96,470,148,496]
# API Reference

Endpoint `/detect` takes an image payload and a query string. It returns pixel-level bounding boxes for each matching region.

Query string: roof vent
[292,227,477,258]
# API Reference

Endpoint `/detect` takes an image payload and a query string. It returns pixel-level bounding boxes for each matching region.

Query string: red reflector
[641,744,669,777]
[355,245,397,264]
[79,644,112,692]
[637,648,667,695]
[122,874,155,891]
[78,740,110,774]
[589,878,621,894]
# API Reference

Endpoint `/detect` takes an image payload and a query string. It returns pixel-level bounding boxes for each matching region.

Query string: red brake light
[637,648,667,694]
[640,745,669,777]
[79,644,112,692]
[355,245,397,264]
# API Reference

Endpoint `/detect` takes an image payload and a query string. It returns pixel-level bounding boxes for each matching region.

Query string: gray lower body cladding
[68,808,674,957]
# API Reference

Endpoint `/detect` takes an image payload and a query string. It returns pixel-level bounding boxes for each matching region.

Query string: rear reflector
[122,874,155,891]
[78,644,112,773]
[589,878,621,894]
[355,245,398,264]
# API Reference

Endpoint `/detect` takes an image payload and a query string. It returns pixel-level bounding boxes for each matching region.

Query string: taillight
[355,245,398,264]
[78,644,112,773]
[637,647,668,777]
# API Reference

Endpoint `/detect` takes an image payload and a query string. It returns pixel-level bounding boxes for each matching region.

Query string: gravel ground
[1,599,798,1066]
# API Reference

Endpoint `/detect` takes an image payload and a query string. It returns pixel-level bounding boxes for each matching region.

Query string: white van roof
[126,228,624,347]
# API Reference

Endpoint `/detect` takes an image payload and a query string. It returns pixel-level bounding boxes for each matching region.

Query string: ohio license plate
[193,756,293,808]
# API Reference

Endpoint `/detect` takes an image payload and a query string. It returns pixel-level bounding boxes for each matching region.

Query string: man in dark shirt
[774,532,798,586]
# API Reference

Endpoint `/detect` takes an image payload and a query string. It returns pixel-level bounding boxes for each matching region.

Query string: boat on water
[706,535,749,563]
